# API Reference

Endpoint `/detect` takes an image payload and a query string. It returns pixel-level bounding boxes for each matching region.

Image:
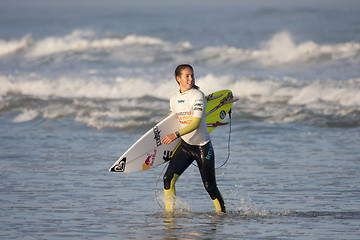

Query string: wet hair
[174,64,199,89]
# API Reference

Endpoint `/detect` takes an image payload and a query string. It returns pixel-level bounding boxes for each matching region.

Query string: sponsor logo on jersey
[176,112,193,124]
[194,102,203,112]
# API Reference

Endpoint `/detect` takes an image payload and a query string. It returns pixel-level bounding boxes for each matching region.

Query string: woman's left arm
[161,117,201,145]
[178,117,201,136]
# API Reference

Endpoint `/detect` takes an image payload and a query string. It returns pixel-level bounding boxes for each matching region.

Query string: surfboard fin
[206,93,223,101]
[206,97,238,117]
[223,98,239,104]
[207,122,229,128]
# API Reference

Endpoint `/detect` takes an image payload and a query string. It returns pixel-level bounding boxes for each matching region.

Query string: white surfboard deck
[109,89,237,173]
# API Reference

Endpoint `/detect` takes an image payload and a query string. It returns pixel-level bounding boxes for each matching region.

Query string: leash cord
[216,109,232,169]
[154,162,168,210]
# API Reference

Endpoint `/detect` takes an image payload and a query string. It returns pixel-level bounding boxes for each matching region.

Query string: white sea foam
[2,73,359,128]
[26,30,165,58]
[288,79,360,107]
[186,31,360,66]
[74,115,151,130]
[198,74,360,109]
[13,109,39,122]
[1,52,359,127]
[0,35,32,57]
[258,32,360,65]
[1,30,359,67]
[1,74,360,109]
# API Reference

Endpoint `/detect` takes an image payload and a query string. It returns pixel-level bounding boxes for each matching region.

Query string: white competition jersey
[170,88,210,146]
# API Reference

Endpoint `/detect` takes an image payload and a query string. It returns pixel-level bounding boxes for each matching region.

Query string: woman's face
[176,67,194,93]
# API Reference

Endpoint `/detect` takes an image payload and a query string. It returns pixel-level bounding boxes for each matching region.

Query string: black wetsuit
[163,140,226,212]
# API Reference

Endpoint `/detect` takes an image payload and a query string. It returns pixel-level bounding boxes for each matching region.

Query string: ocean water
[1,0,360,239]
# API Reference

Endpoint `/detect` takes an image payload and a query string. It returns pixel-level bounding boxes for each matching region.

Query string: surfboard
[109,89,237,173]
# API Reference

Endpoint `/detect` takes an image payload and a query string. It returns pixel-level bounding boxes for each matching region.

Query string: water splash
[226,184,271,217]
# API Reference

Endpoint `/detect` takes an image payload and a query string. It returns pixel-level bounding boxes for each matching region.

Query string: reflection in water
[162,211,226,240]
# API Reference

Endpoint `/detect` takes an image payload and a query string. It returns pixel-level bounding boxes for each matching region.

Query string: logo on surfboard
[163,150,173,162]
[220,110,226,120]
[153,126,162,146]
[142,150,157,170]
[111,158,126,172]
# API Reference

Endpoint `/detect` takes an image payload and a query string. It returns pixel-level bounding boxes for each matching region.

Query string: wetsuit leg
[163,142,194,190]
[163,141,194,212]
[196,142,226,213]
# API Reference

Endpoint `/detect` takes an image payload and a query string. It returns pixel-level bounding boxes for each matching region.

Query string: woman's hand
[161,133,177,145]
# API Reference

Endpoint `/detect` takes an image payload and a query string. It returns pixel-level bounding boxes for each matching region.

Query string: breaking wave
[26,30,165,58]
[258,32,360,65]
[1,29,359,128]
[2,74,360,107]
[0,30,359,66]
[1,74,359,128]
[0,34,32,57]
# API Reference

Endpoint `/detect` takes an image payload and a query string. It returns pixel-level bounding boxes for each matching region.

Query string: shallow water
[1,116,359,239]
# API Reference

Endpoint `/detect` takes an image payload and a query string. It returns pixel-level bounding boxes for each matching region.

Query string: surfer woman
[161,64,226,213]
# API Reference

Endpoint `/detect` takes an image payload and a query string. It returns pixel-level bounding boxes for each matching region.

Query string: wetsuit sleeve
[178,117,201,136]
